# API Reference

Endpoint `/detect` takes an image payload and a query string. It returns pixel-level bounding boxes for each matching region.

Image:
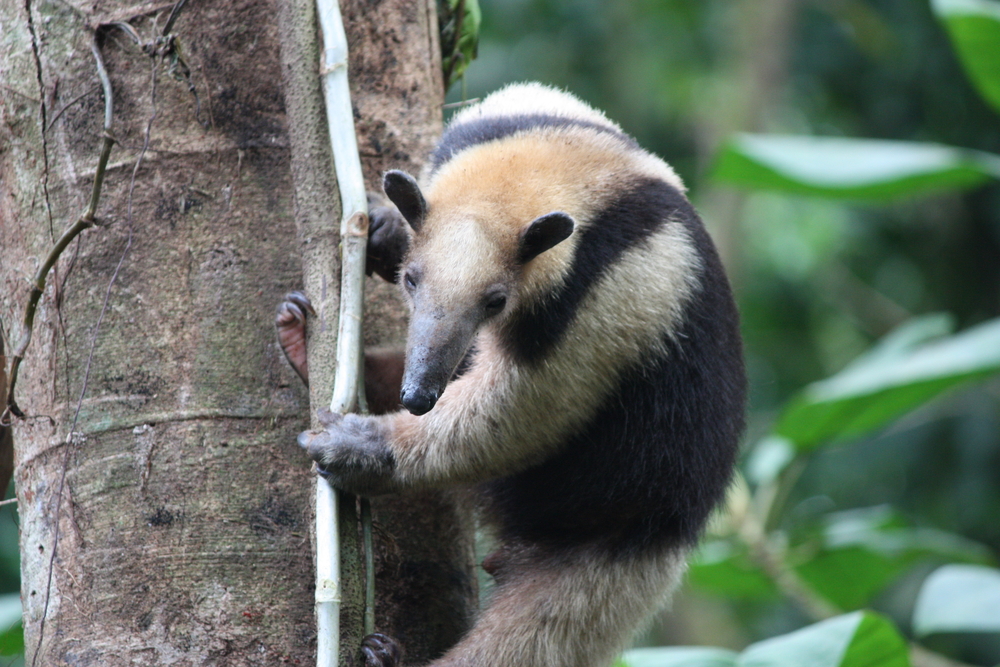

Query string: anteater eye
[484,293,507,314]
[404,273,417,290]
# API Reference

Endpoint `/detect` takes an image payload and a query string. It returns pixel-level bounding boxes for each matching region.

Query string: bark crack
[24,0,56,241]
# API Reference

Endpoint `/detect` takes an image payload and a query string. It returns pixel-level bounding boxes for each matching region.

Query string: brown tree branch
[3,0,192,424]
[2,35,116,424]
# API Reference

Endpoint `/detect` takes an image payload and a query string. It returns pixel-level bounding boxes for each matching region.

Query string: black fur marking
[451,344,478,381]
[482,196,747,554]
[429,114,639,174]
[502,178,686,365]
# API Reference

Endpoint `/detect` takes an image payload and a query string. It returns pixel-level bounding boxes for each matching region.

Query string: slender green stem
[358,333,375,639]
[761,456,806,532]
[361,497,375,637]
[162,0,188,37]
[739,454,840,621]
[315,0,371,659]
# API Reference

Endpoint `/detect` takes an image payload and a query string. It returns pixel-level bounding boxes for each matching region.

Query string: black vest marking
[451,344,478,381]
[430,113,638,175]
[482,200,746,554]
[501,178,689,365]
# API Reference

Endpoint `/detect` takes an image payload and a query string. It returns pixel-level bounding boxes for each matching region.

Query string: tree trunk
[0,0,475,664]
[275,0,477,663]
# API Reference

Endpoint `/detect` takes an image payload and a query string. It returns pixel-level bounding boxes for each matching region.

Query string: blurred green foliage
[0,592,23,656]
[440,0,482,91]
[618,611,911,667]
[912,564,1000,636]
[714,135,1000,200]
[1,481,19,663]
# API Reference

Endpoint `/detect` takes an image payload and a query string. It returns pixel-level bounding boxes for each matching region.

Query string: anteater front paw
[367,196,410,283]
[297,410,398,496]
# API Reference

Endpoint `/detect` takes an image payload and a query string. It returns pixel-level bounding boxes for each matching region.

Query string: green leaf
[837,314,955,373]
[688,540,778,600]
[737,611,909,667]
[713,134,1000,199]
[819,507,992,563]
[0,593,23,656]
[619,614,908,667]
[796,548,906,612]
[619,647,738,667]
[913,564,1000,636]
[932,0,1000,113]
[775,316,1000,448]
[795,507,993,610]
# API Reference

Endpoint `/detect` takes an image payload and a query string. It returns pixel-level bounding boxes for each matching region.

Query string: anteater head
[382,169,575,416]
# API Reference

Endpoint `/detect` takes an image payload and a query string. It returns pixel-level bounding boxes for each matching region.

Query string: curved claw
[296,428,317,451]
[297,429,334,479]
[297,410,343,453]
[276,291,315,385]
[286,291,316,316]
[360,632,401,667]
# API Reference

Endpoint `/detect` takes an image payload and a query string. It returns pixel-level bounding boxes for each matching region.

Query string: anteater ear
[383,170,427,232]
[518,212,575,264]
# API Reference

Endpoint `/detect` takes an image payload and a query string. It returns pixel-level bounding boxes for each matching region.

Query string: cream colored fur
[434,545,689,667]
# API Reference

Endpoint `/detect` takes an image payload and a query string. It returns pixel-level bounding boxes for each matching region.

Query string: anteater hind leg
[363,348,405,414]
[276,291,314,385]
[275,292,405,414]
[409,543,687,667]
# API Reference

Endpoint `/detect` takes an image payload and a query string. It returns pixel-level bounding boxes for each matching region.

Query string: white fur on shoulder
[450,82,622,132]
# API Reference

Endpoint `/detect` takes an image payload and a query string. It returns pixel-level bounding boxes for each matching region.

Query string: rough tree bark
[0,0,475,664]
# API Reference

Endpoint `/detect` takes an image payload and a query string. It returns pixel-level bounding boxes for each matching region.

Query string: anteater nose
[400,388,438,416]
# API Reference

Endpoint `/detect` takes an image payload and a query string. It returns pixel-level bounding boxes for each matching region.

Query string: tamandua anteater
[281,82,746,667]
